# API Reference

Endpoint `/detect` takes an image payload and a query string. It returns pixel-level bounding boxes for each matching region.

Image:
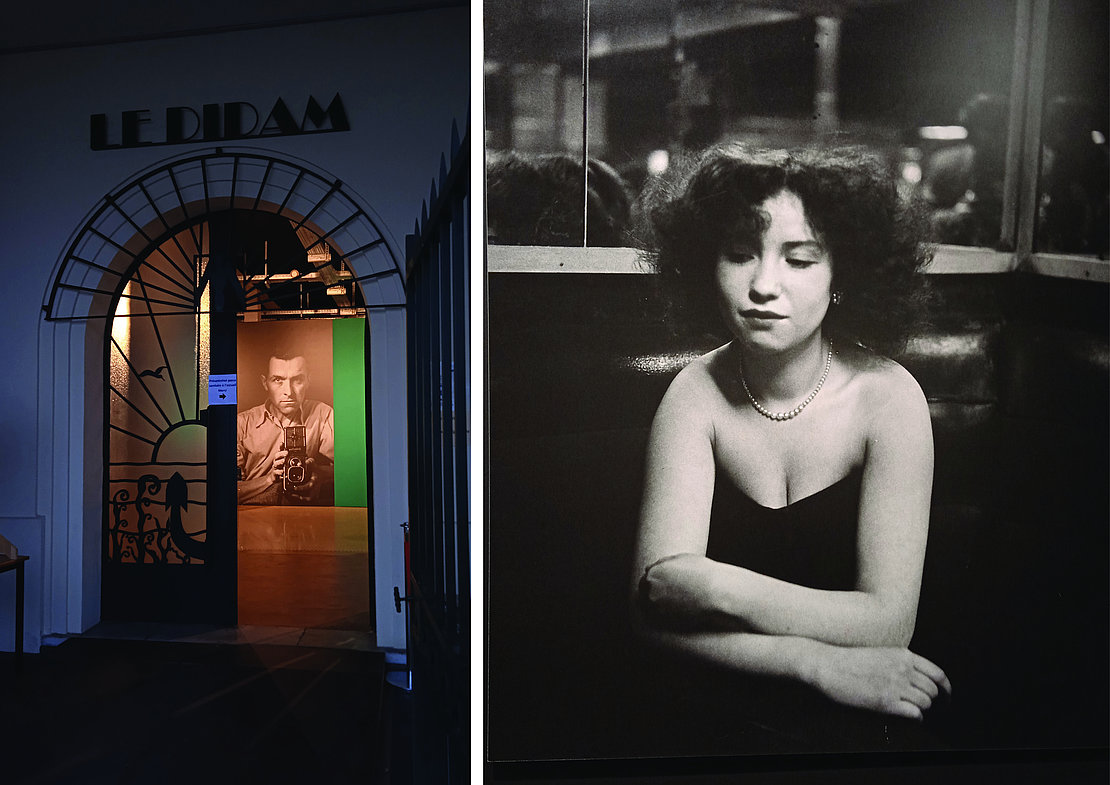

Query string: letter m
[302,93,350,133]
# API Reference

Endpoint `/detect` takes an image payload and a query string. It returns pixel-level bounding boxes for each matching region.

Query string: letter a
[259,98,300,136]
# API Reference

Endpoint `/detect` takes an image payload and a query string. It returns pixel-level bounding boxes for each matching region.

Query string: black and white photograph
[485,0,1108,776]
[237,319,337,507]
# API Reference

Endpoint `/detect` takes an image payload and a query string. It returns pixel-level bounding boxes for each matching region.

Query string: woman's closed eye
[782,241,828,268]
[723,249,757,264]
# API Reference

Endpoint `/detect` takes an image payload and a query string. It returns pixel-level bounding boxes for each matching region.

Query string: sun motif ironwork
[44,148,404,566]
[44,147,405,322]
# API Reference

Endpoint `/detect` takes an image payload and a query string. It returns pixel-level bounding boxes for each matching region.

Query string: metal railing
[402,116,470,784]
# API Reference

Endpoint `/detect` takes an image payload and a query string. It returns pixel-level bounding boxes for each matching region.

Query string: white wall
[0,7,467,651]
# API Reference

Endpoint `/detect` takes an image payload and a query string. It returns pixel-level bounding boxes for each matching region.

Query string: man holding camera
[236,347,335,505]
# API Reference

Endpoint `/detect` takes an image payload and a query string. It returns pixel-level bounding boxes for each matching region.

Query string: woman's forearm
[643,554,916,647]
[632,606,950,720]
[633,607,818,683]
[705,561,916,647]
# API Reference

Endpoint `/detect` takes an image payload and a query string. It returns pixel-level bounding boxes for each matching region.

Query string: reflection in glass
[486,152,631,246]
[1035,0,1109,257]
[919,93,1009,247]
[485,0,1024,251]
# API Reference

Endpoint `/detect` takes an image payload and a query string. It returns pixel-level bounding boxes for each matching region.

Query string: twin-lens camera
[282,425,308,491]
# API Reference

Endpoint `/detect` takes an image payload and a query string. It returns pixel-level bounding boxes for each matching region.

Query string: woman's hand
[639,553,723,623]
[805,641,952,720]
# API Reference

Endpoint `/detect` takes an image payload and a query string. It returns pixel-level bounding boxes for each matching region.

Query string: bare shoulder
[840,348,934,484]
[839,346,929,426]
[653,345,731,425]
[662,344,730,398]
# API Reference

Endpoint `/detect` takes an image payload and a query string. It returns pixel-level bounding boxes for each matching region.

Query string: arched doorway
[43,148,408,641]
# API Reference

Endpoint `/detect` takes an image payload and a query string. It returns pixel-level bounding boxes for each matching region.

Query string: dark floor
[0,506,412,784]
[1,636,413,785]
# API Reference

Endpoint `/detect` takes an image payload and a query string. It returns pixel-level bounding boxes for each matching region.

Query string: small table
[0,555,28,670]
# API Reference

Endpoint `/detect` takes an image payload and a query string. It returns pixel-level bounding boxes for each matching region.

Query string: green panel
[333,319,367,507]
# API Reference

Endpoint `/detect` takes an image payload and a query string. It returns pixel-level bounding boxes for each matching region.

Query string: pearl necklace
[739,342,833,422]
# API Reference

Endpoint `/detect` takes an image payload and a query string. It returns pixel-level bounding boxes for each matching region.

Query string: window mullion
[999,0,1034,253]
[1014,0,1052,264]
[580,0,591,247]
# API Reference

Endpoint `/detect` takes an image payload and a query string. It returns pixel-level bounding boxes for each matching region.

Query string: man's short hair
[268,344,309,364]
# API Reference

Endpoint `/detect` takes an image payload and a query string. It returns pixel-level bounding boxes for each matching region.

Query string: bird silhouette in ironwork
[138,365,168,380]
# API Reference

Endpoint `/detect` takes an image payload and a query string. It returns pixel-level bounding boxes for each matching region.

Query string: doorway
[233,306,373,635]
[57,148,409,636]
[102,209,374,630]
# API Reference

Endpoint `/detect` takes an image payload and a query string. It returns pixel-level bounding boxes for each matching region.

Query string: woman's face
[714,189,833,355]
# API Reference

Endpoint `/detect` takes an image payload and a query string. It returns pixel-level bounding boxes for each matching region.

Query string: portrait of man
[236,343,335,506]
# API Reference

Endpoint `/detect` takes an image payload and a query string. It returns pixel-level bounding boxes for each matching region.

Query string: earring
[831,291,842,306]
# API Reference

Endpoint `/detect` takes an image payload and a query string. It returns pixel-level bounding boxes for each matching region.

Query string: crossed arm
[632,363,951,719]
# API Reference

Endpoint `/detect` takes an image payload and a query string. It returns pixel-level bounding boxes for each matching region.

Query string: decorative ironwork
[41,148,405,578]
[105,217,213,566]
[107,472,207,564]
[44,148,405,322]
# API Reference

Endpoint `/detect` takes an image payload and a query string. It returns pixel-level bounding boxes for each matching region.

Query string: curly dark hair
[486,152,633,247]
[641,144,933,355]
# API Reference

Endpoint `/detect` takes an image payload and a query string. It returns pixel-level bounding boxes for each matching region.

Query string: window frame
[485,0,1107,284]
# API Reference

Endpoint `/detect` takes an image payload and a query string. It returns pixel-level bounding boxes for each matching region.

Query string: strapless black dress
[705,465,863,589]
[626,463,942,756]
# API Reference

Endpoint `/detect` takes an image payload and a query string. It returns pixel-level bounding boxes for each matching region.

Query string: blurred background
[484,0,1108,256]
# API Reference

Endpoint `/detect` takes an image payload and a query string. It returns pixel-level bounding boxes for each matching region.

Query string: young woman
[633,145,951,726]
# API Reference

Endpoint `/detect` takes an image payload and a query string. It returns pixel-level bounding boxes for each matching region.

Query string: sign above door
[90,93,350,151]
